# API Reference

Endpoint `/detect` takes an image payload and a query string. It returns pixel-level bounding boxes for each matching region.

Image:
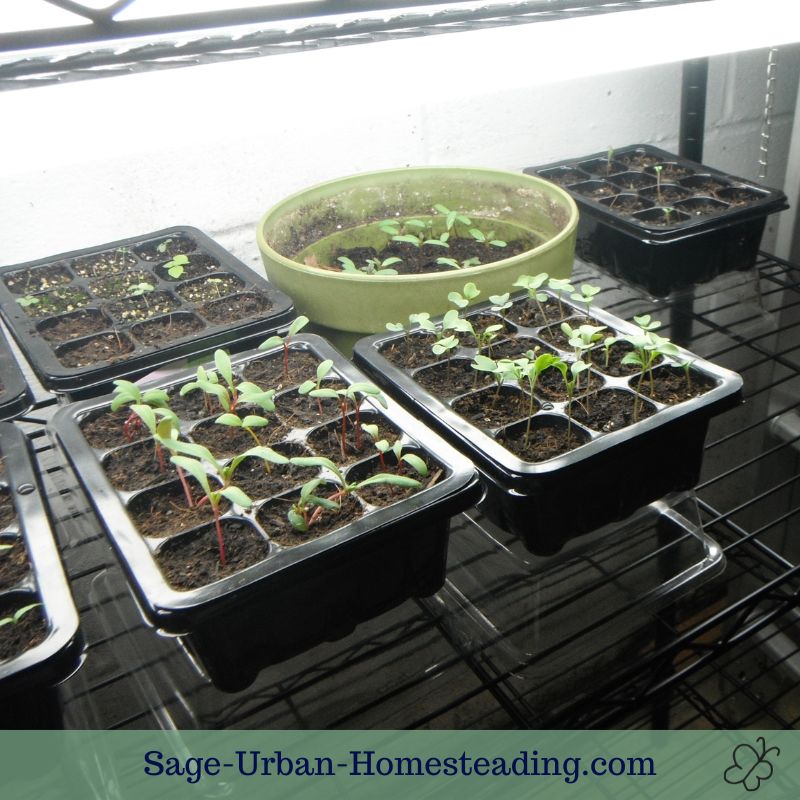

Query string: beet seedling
[469,227,507,249]
[0,602,41,629]
[259,315,310,380]
[434,204,472,238]
[360,424,429,478]
[110,379,170,442]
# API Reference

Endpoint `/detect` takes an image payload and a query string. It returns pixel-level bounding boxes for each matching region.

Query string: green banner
[2,730,798,799]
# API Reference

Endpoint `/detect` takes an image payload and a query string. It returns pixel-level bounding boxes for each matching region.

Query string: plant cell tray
[49,334,480,691]
[0,227,296,397]
[0,422,82,725]
[353,290,743,554]
[0,328,31,421]
[526,144,789,296]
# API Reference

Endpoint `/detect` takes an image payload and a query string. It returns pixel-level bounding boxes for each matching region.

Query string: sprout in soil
[570,283,602,316]
[115,246,131,270]
[110,378,170,442]
[431,334,459,373]
[379,217,431,247]
[489,292,512,320]
[434,203,472,238]
[164,253,189,279]
[361,424,429,478]
[621,324,681,418]
[181,349,274,417]
[337,255,399,276]
[662,206,675,225]
[556,359,591,441]
[128,281,155,311]
[547,277,575,318]
[512,272,550,323]
[0,602,42,629]
[601,335,617,369]
[468,227,506,248]
[298,358,335,414]
[259,315,310,380]
[156,238,173,254]
[519,352,563,446]
[435,255,482,270]
[653,164,664,203]
[471,353,508,402]
[127,403,181,476]
[165,439,286,566]
[287,456,422,532]
[15,294,40,310]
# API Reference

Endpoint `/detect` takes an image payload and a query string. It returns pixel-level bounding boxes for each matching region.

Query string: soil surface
[0,486,18,529]
[496,417,590,462]
[588,340,641,377]
[242,351,321,391]
[572,389,656,432]
[602,194,652,215]
[233,443,318,499]
[107,292,180,322]
[0,538,28,589]
[378,334,437,370]
[131,313,207,348]
[57,332,135,367]
[572,182,617,200]
[532,366,603,402]
[452,385,536,429]
[155,519,270,591]
[200,291,272,324]
[414,359,494,400]
[0,596,47,661]
[634,366,716,404]
[136,235,196,262]
[4,264,73,294]
[257,491,362,548]
[128,481,228,539]
[102,439,178,492]
[189,416,285,458]
[72,250,137,277]
[21,287,91,318]
[306,414,400,464]
[37,309,110,343]
[80,407,148,449]
[88,271,152,300]
[274,386,344,428]
[487,336,554,361]
[176,274,243,303]
[505,298,565,327]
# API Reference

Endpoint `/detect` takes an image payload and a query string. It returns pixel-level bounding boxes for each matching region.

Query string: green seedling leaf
[220,486,252,508]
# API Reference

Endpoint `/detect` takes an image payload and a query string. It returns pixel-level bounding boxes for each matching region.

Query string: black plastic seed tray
[0,328,31,421]
[526,144,789,296]
[0,227,295,397]
[354,291,743,554]
[0,422,82,724]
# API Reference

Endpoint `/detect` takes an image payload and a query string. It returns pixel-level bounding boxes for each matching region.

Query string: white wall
[1,26,798,271]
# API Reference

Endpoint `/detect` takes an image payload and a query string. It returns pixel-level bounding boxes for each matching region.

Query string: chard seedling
[166,440,286,565]
[513,272,550,322]
[259,315,310,380]
[128,403,181,473]
[164,253,189,279]
[360,424,429,478]
[298,358,335,414]
[364,256,402,274]
[288,456,421,525]
[570,283,602,316]
[110,378,170,442]
[547,277,575,318]
[0,602,41,629]
[128,281,155,311]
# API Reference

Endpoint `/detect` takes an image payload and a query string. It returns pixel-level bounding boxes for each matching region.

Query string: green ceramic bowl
[257,166,578,334]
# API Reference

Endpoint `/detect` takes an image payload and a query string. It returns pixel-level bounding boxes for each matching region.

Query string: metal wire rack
[14,251,800,730]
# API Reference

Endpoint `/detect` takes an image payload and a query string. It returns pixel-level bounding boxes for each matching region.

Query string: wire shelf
[16,252,800,729]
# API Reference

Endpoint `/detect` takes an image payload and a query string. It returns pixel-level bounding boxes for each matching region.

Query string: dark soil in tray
[0,596,47,661]
[242,351,321,391]
[72,249,137,277]
[57,332,135,367]
[154,254,220,281]
[534,366,603,402]
[107,292,180,322]
[486,336,554,360]
[166,387,215,421]
[130,313,207,347]
[37,309,110,343]
[3,264,72,294]
[0,540,28,589]
[200,291,272,324]
[458,314,514,348]
[451,385,536,429]
[0,486,17,529]
[128,481,229,539]
[414,359,493,400]
[232,444,318,499]
[102,439,178,491]
[588,340,640,377]
[601,194,652,215]
[537,317,606,349]
[274,386,343,428]
[189,417,284,459]
[175,274,244,303]
[155,520,270,591]
[572,181,617,200]
[505,298,565,327]
[378,334,438,370]
[496,417,591,462]
[136,235,196,262]
[572,389,656,432]
[350,457,437,508]
[634,366,717,405]
[87,271,152,299]
[306,415,400,464]
[22,287,91,318]
[256,492,362,548]
[79,407,148,449]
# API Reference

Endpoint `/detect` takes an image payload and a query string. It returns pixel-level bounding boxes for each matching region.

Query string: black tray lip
[527,144,789,240]
[48,334,480,630]
[0,422,82,694]
[0,226,296,393]
[353,292,744,485]
[0,330,32,422]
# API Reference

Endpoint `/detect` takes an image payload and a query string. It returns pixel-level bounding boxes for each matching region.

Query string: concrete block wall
[1,34,798,272]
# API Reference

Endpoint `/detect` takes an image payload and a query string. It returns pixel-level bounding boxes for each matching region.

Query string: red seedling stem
[176,465,195,508]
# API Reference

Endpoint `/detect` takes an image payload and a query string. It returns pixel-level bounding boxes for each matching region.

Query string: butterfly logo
[723,737,780,792]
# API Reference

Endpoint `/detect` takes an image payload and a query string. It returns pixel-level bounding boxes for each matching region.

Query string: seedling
[432,334,459,372]
[115,246,131,270]
[435,256,481,270]
[662,206,675,225]
[128,403,181,476]
[128,281,155,311]
[207,277,225,299]
[434,204,472,237]
[448,281,481,310]
[259,315,310,380]
[601,335,617,369]
[469,227,506,248]
[489,293,512,320]
[156,238,173,254]
[519,352,563,446]
[570,283,602,316]
[471,353,508,400]
[556,359,591,440]
[606,146,614,174]
[110,378,170,442]
[547,277,575,317]
[364,256,402,275]
[15,294,41,310]
[298,358,335,414]
[513,272,550,323]
[379,217,431,247]
[621,323,681,418]
[360,424,429,478]
[287,455,421,532]
[0,602,41,629]
[164,253,189,279]
[166,439,286,565]
[653,164,664,203]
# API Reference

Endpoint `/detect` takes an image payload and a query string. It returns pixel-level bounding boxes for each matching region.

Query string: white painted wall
[1,22,798,272]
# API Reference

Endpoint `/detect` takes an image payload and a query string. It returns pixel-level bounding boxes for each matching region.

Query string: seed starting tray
[0,227,295,397]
